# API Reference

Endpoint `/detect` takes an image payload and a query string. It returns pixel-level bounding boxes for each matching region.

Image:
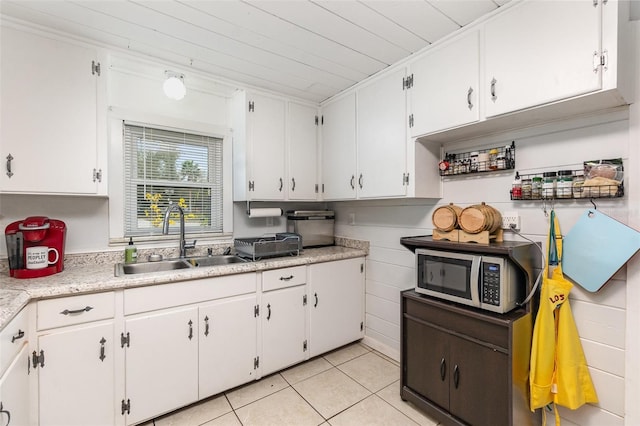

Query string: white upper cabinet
[484,1,601,117]
[0,25,106,195]
[233,91,287,201]
[233,91,318,201]
[409,31,480,136]
[356,68,409,199]
[320,93,357,200]
[287,102,319,200]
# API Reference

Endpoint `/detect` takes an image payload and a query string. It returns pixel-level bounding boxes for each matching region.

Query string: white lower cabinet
[36,322,116,426]
[124,307,198,425]
[0,345,30,426]
[309,258,365,358]
[259,266,307,377]
[199,294,257,398]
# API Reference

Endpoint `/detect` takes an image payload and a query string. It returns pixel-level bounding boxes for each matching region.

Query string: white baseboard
[362,336,400,363]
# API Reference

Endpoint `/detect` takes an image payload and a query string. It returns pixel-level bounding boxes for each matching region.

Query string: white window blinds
[123,123,224,236]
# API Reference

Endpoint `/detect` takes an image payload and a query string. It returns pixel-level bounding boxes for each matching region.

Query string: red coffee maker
[5,216,66,278]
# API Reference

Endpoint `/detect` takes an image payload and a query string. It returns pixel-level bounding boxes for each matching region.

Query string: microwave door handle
[470,257,481,308]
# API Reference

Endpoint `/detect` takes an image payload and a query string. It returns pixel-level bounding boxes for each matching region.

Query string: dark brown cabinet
[401,290,539,426]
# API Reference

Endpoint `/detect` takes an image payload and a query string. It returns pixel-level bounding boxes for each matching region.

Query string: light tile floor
[145,342,440,426]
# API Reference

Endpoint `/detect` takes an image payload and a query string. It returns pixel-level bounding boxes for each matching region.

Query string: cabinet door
[409,31,480,136]
[287,102,318,200]
[484,1,601,117]
[357,69,407,199]
[403,318,449,410]
[38,322,115,426]
[125,307,198,425]
[449,335,509,426]
[261,286,307,376]
[309,258,364,357]
[248,93,286,200]
[0,26,100,194]
[0,345,30,426]
[199,294,257,399]
[321,93,356,200]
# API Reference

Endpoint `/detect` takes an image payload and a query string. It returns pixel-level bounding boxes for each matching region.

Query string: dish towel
[529,211,598,425]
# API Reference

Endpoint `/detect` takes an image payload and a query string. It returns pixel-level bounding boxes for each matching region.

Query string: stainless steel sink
[185,255,248,267]
[114,259,193,276]
[114,255,248,276]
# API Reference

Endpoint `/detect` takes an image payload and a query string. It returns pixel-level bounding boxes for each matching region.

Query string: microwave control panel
[481,262,502,306]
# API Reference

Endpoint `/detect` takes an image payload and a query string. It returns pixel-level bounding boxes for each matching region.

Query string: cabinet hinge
[322,183,325,193]
[254,356,259,369]
[91,60,101,76]
[303,294,308,306]
[408,114,414,128]
[254,305,259,317]
[403,74,414,90]
[121,332,130,348]
[360,321,364,331]
[321,115,324,125]
[121,399,131,416]
[593,50,608,73]
[360,263,364,273]
[315,115,319,125]
[93,168,102,183]
[303,340,308,352]
[403,173,410,186]
[248,101,255,112]
[248,180,255,191]
[31,350,45,369]
[315,184,319,193]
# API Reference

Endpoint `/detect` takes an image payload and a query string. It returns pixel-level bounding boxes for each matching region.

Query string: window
[123,123,223,237]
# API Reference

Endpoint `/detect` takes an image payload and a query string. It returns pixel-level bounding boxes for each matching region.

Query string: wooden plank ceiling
[0,0,510,103]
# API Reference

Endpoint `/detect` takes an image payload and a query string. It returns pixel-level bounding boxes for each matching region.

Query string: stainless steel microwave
[415,248,524,314]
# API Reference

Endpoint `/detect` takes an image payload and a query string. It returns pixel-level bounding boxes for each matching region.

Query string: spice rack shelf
[439,141,515,176]
[510,170,624,201]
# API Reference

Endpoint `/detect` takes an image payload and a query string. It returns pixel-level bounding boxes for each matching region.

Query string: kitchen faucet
[162,204,196,258]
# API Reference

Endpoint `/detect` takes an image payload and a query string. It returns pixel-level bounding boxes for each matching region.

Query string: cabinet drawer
[404,295,510,350]
[37,292,114,330]
[262,265,306,291]
[124,273,257,315]
[0,306,29,376]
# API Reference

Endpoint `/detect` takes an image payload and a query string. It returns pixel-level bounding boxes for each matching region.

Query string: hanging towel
[529,211,598,425]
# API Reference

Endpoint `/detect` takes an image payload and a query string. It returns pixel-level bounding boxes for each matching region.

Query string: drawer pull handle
[439,358,446,381]
[11,329,25,343]
[60,306,94,315]
[453,364,460,389]
[267,303,271,320]
[279,275,294,281]
[99,337,106,362]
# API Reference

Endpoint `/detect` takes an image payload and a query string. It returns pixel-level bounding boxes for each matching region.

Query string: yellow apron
[529,211,598,425]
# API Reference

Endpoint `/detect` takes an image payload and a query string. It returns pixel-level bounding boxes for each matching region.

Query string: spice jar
[521,178,532,199]
[511,173,522,200]
[573,171,585,198]
[542,171,557,198]
[556,170,574,198]
[470,152,479,172]
[532,176,543,199]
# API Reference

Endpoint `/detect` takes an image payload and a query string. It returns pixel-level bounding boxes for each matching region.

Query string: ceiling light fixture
[163,71,186,100]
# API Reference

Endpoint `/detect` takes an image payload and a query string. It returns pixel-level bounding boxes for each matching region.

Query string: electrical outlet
[501,211,521,230]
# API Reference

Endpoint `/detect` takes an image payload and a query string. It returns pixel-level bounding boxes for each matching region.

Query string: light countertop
[0,243,367,331]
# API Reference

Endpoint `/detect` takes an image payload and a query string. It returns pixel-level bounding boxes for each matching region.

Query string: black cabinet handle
[350,175,355,190]
[204,316,210,337]
[99,337,106,362]
[267,304,271,320]
[0,401,11,426]
[60,306,93,315]
[188,320,193,340]
[439,358,446,381]
[6,154,14,179]
[279,275,294,281]
[453,364,460,389]
[314,293,318,308]
[291,177,296,192]
[11,329,25,343]
[279,178,283,192]
[490,77,497,102]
